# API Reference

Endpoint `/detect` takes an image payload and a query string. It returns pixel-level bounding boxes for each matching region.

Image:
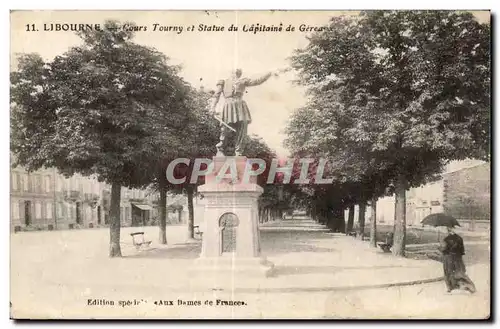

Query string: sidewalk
[10,219,489,319]
[12,220,445,293]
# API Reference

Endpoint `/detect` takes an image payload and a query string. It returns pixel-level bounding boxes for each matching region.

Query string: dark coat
[439,233,476,293]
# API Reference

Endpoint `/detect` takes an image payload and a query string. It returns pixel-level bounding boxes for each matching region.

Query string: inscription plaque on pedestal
[219,213,239,253]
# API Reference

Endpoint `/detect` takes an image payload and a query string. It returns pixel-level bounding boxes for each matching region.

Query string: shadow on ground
[125,243,201,259]
[271,264,419,276]
[262,223,331,229]
[260,229,337,255]
[125,227,337,258]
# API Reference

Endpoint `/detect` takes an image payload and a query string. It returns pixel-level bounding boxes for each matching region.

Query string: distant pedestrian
[439,227,476,293]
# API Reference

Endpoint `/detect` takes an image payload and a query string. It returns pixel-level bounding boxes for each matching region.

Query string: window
[46,202,53,219]
[45,176,51,192]
[92,181,100,194]
[56,177,63,192]
[18,201,24,220]
[11,173,19,191]
[70,204,76,219]
[22,175,29,191]
[11,201,19,219]
[83,180,90,194]
[35,175,42,193]
[57,203,63,217]
[35,202,42,219]
[86,206,92,221]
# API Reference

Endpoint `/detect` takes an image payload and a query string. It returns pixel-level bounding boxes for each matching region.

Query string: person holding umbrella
[421,213,476,294]
[439,226,476,294]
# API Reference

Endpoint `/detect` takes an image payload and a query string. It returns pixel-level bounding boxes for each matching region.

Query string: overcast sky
[10,10,490,158]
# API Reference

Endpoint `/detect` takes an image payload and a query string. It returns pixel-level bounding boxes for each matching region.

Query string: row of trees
[284,11,490,256]
[11,12,490,258]
[10,20,280,257]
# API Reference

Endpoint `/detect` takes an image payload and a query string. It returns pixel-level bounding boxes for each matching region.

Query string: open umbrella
[421,213,460,242]
[421,213,461,227]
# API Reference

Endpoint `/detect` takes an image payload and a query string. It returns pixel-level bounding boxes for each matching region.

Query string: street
[10,219,490,319]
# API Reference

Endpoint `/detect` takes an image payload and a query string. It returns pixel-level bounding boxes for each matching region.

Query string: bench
[378,243,392,253]
[378,232,394,253]
[194,226,203,239]
[130,232,152,250]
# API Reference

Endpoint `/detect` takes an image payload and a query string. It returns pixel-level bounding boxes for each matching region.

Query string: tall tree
[153,88,219,241]
[290,11,490,256]
[11,20,191,257]
[369,196,378,247]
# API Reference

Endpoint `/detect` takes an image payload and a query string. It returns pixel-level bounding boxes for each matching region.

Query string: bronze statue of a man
[210,68,279,156]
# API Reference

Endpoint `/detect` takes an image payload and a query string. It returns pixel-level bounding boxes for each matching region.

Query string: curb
[44,275,445,295]
[227,277,445,294]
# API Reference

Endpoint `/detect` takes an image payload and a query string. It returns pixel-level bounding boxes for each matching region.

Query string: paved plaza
[10,220,490,319]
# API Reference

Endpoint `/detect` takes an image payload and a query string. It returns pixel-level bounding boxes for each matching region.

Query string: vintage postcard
[9,10,491,319]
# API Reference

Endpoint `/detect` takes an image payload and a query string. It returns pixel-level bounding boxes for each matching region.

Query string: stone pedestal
[191,156,274,278]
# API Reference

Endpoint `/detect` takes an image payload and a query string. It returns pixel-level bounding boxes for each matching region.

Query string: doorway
[76,202,82,225]
[97,206,102,225]
[24,201,31,226]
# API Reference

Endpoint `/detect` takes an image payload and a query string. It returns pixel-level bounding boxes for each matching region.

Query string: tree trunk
[177,209,182,223]
[334,207,346,233]
[320,208,328,225]
[392,174,407,256]
[311,204,317,222]
[187,186,195,239]
[158,170,167,244]
[326,208,334,230]
[327,207,344,232]
[109,183,122,257]
[357,202,366,240]
[346,205,355,234]
[370,196,378,248]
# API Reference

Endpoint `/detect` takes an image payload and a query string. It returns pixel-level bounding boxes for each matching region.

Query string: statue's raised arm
[244,72,273,87]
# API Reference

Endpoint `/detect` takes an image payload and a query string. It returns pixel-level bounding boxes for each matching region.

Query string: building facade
[372,161,490,231]
[10,165,161,232]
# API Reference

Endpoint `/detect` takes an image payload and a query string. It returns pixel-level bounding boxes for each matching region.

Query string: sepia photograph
[8,9,491,319]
